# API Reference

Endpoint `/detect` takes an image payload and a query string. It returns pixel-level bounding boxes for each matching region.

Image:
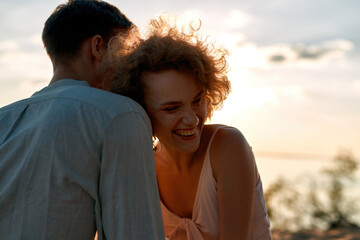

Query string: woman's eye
[163,106,178,112]
[193,98,201,105]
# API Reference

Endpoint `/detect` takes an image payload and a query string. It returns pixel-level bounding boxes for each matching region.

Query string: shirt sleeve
[97,111,164,240]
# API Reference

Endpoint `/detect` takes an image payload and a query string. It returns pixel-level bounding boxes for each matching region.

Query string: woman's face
[143,70,207,154]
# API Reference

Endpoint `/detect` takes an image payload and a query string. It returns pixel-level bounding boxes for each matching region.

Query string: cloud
[224,42,296,70]
[29,34,43,47]
[217,38,354,70]
[0,33,51,84]
[0,34,44,54]
[178,9,203,22]
[224,10,252,29]
[19,79,48,91]
[267,39,354,64]
[216,32,246,49]
[223,69,308,112]
[268,54,286,63]
[0,40,19,52]
[0,49,51,82]
[0,45,50,106]
[353,79,360,92]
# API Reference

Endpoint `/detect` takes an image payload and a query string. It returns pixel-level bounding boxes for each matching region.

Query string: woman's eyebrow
[160,101,181,106]
[159,90,204,106]
[193,90,204,99]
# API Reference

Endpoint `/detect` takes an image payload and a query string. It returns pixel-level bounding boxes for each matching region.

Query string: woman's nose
[182,107,199,126]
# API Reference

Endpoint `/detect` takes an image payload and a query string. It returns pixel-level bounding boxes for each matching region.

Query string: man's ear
[91,35,105,61]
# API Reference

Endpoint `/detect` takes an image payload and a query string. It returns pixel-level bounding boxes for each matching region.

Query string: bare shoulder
[207,124,256,182]
[203,124,246,142]
[207,124,249,156]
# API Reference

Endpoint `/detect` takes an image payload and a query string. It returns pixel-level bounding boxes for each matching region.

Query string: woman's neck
[155,142,198,174]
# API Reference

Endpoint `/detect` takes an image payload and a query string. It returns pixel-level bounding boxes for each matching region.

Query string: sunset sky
[1,0,359,171]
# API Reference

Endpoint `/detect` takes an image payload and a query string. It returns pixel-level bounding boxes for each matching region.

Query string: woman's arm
[211,127,257,240]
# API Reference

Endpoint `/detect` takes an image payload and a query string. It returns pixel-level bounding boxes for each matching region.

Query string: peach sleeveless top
[160,126,272,240]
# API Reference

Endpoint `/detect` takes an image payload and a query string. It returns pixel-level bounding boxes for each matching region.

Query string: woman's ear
[90,35,105,61]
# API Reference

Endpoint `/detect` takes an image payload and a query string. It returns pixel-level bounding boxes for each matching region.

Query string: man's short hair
[42,0,133,63]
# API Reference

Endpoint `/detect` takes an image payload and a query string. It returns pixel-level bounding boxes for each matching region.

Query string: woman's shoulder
[205,124,254,179]
[204,124,247,145]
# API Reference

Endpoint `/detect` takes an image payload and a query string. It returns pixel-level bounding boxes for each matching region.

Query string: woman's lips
[174,128,197,137]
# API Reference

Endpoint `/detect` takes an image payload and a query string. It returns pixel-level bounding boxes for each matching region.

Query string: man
[0,0,164,239]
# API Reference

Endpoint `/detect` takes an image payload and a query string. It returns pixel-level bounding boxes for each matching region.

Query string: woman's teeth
[174,128,196,137]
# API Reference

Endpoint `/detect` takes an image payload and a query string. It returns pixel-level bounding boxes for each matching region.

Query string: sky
[1,0,359,183]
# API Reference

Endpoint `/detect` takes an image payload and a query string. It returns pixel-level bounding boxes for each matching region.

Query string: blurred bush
[265,150,359,231]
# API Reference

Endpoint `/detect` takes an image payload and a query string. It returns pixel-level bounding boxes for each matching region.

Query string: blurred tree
[265,150,360,231]
[315,150,359,229]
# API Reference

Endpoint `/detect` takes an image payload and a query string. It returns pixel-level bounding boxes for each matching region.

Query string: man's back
[0,79,163,239]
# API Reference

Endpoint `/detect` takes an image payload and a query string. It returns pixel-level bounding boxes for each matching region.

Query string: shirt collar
[32,79,90,96]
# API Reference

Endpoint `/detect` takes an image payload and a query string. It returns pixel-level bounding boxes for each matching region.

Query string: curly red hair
[111,15,231,120]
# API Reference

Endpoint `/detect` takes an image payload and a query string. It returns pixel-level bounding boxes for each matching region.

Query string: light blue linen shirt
[0,79,164,239]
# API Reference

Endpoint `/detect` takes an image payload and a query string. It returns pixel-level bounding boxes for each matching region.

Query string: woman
[112,17,271,240]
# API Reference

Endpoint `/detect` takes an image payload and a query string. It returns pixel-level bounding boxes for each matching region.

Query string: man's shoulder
[1,81,147,121]
[64,84,143,114]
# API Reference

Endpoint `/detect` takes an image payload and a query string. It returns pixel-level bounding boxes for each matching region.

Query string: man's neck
[49,64,86,86]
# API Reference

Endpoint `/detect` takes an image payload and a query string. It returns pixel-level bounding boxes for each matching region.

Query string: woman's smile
[174,128,197,137]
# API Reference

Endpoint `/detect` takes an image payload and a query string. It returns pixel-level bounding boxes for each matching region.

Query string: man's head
[42,0,133,64]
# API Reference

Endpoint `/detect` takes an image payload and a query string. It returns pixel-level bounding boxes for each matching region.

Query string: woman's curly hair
[111,15,231,120]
